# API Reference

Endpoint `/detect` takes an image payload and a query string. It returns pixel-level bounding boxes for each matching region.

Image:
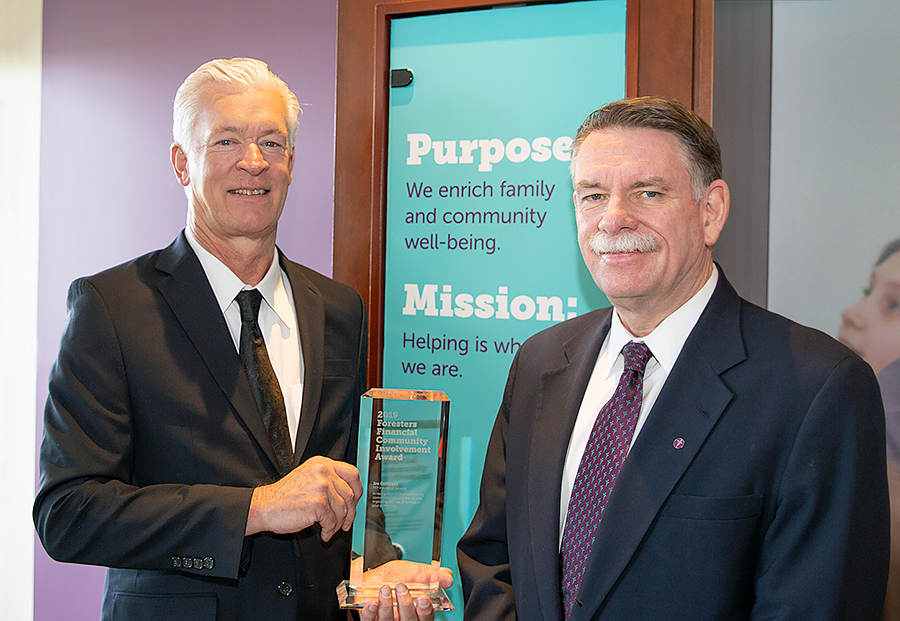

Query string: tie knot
[622,340,652,374]
[236,289,263,323]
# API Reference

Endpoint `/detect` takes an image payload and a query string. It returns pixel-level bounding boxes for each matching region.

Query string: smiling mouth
[230,189,268,195]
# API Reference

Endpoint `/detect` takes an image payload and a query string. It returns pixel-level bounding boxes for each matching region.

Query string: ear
[171,143,190,187]
[287,144,295,184]
[701,179,730,247]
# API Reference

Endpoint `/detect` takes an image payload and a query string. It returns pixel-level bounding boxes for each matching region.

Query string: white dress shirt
[559,267,719,545]
[185,229,304,445]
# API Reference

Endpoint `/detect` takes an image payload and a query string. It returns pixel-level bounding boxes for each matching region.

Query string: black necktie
[236,289,293,476]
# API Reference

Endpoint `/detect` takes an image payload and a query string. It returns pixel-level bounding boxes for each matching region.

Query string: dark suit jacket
[458,273,889,620]
[34,232,366,621]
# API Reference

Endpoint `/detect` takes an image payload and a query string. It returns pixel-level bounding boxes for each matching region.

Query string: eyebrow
[575,176,672,191]
[574,180,606,190]
[630,176,672,191]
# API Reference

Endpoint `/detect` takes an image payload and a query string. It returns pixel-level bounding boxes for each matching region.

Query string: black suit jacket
[458,272,889,620]
[34,232,366,621]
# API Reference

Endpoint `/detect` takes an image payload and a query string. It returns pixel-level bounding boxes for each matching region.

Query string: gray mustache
[589,231,659,254]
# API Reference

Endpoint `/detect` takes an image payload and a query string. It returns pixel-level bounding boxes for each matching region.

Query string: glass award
[337,388,453,610]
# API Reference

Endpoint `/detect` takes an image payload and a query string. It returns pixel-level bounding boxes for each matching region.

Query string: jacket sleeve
[751,354,889,620]
[457,351,519,621]
[33,277,253,580]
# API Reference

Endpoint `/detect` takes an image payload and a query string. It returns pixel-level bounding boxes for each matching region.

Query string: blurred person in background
[840,238,900,621]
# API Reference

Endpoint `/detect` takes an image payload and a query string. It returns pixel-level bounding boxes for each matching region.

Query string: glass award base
[337,580,454,611]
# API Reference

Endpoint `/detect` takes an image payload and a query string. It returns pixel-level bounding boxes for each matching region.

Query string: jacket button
[171,557,182,568]
[193,558,203,569]
[203,557,215,570]
[278,581,293,597]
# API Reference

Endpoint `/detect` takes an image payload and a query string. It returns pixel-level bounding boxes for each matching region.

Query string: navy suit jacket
[458,272,889,620]
[34,232,366,621]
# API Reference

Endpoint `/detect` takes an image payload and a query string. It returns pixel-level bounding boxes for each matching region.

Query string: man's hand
[356,561,453,621]
[359,584,438,621]
[245,456,362,541]
[357,559,453,590]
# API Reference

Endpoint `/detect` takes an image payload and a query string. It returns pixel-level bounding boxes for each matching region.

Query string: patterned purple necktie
[560,340,652,619]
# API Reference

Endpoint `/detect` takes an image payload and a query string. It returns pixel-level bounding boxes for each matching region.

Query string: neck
[614,308,663,338]
[189,224,276,286]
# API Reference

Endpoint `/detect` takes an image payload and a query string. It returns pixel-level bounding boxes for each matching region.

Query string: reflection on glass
[337,389,453,610]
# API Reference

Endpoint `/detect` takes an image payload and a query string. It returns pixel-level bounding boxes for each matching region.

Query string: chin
[594,279,648,302]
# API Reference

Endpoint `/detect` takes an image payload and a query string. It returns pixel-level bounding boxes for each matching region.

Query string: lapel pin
[673,438,685,449]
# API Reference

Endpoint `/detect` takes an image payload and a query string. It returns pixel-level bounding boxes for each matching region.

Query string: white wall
[769,0,900,334]
[0,0,41,618]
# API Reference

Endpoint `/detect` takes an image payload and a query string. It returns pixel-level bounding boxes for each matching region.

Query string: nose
[838,298,870,350]
[238,143,268,174]
[840,300,866,331]
[598,194,635,235]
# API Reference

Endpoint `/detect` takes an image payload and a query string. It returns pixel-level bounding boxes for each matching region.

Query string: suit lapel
[571,275,747,621]
[281,256,324,464]
[529,310,612,621]
[154,233,280,471]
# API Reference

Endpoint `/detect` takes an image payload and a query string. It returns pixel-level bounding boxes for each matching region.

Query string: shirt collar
[602,265,719,377]
[184,227,285,320]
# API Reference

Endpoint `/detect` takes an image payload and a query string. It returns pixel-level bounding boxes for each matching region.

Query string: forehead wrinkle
[209,123,287,136]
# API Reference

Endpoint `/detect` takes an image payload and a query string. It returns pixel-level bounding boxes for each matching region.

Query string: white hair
[173,57,300,152]
[588,230,660,255]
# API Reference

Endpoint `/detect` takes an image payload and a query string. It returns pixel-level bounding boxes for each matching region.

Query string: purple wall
[35,0,338,618]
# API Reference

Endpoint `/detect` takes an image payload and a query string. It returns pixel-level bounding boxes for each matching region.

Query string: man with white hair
[33,58,434,621]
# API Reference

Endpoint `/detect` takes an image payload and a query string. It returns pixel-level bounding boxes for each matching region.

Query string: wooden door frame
[334,0,713,389]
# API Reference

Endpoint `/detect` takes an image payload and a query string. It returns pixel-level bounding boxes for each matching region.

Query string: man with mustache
[457,97,889,620]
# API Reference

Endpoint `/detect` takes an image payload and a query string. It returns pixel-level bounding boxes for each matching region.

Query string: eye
[262,140,280,148]
[874,286,900,317]
[641,190,661,198]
